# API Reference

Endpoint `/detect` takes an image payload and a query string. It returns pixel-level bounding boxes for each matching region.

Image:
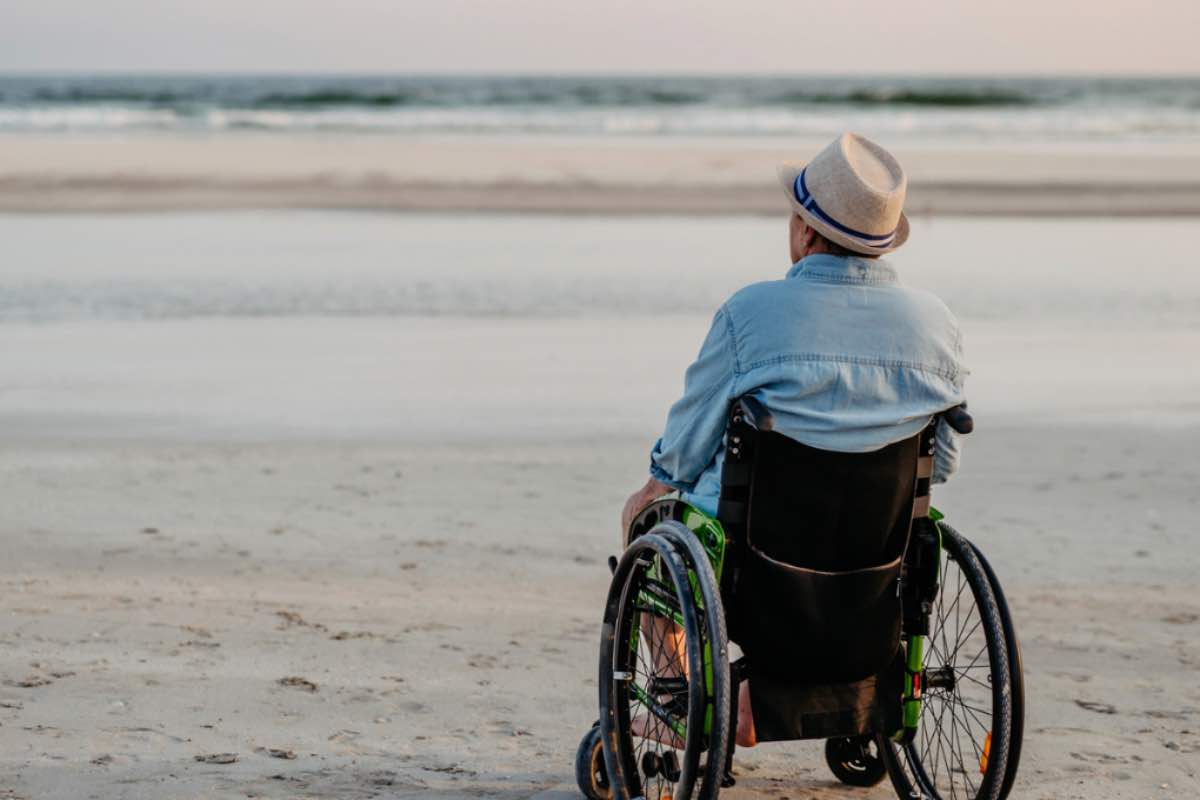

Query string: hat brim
[777,162,909,256]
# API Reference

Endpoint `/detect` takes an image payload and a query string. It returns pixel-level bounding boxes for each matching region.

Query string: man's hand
[620,477,673,540]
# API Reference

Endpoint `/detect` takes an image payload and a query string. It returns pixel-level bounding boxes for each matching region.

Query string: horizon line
[1,68,1198,80]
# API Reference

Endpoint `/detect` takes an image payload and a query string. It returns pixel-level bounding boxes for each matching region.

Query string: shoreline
[4,133,1200,215]
[6,177,1200,216]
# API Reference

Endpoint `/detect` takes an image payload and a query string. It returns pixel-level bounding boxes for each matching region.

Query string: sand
[1,310,1199,799]
[2,428,1198,800]
[4,133,1200,215]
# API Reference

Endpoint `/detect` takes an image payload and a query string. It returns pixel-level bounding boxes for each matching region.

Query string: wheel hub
[924,666,956,691]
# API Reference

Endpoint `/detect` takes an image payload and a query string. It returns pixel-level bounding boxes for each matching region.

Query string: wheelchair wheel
[879,524,1015,800]
[598,531,728,800]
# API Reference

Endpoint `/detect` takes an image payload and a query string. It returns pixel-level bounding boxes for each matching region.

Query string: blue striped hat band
[793,169,898,249]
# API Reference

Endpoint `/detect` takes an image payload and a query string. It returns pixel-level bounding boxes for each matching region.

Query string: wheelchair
[575,398,1024,800]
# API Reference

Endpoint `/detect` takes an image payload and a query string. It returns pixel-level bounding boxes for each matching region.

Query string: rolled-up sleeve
[932,316,967,484]
[931,416,961,484]
[649,306,739,492]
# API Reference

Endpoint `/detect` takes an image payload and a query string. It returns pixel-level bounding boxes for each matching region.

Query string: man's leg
[736,680,757,747]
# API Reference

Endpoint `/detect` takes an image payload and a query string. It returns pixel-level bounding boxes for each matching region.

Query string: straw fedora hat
[777,133,909,255]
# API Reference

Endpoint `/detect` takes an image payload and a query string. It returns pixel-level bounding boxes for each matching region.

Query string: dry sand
[4,133,1200,215]
[1,312,1198,798]
[1,427,1198,800]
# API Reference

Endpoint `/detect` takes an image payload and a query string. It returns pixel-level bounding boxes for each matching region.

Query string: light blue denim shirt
[649,254,967,516]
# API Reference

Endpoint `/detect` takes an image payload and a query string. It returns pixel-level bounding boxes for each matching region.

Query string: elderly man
[620,133,968,746]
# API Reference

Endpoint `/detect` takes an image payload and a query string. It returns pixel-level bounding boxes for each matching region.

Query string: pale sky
[2,0,1198,75]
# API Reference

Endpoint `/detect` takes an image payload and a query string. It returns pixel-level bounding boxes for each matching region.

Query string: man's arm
[621,306,739,535]
[620,476,673,535]
[933,311,969,484]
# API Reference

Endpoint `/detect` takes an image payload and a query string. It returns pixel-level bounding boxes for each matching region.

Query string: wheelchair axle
[924,665,956,691]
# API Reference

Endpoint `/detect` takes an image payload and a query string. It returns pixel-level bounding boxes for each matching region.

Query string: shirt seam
[797,273,897,286]
[743,352,963,383]
[719,304,744,376]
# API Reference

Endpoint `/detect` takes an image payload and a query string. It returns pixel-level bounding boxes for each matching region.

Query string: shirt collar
[786,253,898,284]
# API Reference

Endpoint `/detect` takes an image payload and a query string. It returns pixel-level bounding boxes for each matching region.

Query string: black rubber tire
[599,533,707,800]
[966,533,1025,800]
[879,523,1014,800]
[575,723,612,800]
[825,735,888,787]
[655,520,732,799]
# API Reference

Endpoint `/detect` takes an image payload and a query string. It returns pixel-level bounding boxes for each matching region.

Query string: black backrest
[716,396,936,686]
[717,396,931,574]
[746,431,918,571]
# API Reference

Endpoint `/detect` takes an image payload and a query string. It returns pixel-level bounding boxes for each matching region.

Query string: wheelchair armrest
[939,403,974,435]
[733,396,774,432]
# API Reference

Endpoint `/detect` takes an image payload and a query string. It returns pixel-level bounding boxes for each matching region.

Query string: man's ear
[801,221,818,252]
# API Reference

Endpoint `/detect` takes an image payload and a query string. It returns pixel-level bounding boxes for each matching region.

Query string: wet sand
[4,133,1200,215]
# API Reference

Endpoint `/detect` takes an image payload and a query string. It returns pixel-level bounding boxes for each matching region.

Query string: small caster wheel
[575,723,612,800]
[825,735,887,787]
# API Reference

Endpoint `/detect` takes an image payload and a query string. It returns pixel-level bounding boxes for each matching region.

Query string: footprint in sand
[1071,750,1131,764]
[105,726,187,743]
[278,676,318,693]
[397,700,428,714]
[4,675,52,688]
[1075,700,1118,715]
[194,752,239,764]
[488,719,533,737]
[254,746,297,760]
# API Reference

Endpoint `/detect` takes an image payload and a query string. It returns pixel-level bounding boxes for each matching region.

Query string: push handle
[731,396,773,432]
[940,403,974,435]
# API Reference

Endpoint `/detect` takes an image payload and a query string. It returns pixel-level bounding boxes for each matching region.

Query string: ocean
[2,74,1199,142]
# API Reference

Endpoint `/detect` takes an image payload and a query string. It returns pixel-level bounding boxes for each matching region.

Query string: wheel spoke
[936,568,965,671]
[955,697,994,735]
[952,661,992,692]
[929,689,954,788]
[940,578,969,662]
[952,692,991,752]
[953,699,986,765]
[947,693,978,798]
[957,640,988,676]
[947,605,982,664]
